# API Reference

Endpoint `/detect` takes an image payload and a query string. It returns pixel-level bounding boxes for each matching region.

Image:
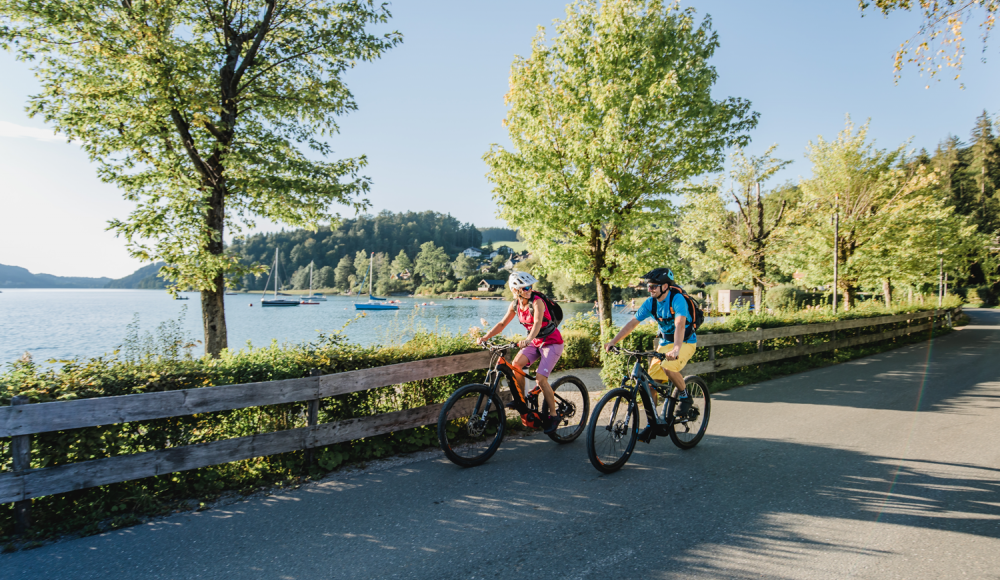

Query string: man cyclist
[477,272,564,434]
[603,268,696,418]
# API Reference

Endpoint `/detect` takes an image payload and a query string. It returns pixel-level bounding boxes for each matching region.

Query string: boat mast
[368,252,374,298]
[274,248,280,299]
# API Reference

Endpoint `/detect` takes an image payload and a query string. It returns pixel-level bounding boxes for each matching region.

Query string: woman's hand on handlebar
[476,336,488,346]
[604,343,619,353]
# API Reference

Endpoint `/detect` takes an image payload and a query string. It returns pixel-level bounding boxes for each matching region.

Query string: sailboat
[354,252,399,310]
[261,248,300,307]
[299,262,321,305]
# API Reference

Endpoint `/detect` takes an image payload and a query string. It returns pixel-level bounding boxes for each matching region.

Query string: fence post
[11,395,32,535]
[305,370,321,465]
[756,327,763,354]
[708,346,716,381]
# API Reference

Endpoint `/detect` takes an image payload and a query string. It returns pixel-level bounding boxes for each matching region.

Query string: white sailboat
[261,248,300,307]
[300,262,321,305]
[354,252,398,310]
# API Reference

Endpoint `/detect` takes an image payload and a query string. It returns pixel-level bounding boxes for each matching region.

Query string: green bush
[971,285,996,306]
[765,284,806,311]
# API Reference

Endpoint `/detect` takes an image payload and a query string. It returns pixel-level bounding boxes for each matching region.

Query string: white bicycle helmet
[508,271,537,290]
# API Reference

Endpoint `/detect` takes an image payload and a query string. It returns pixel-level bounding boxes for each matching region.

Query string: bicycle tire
[437,383,506,467]
[542,375,590,444]
[666,375,710,450]
[585,388,639,473]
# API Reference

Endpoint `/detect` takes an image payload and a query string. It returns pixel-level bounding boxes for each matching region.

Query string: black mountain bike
[437,343,590,467]
[585,346,710,473]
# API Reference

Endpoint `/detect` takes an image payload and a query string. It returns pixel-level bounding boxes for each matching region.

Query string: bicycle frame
[618,352,682,436]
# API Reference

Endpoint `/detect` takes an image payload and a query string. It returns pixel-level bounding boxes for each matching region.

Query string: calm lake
[0,289,635,367]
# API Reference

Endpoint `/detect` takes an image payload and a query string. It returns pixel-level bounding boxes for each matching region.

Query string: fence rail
[1,308,958,519]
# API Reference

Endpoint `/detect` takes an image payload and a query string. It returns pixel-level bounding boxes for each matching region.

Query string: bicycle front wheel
[585,388,639,473]
[542,375,590,444]
[666,376,710,450]
[437,384,506,467]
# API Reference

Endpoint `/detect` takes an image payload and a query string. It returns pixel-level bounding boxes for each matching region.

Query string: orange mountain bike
[437,342,590,467]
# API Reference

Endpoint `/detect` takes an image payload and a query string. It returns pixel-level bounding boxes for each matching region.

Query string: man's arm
[604,317,641,351]
[665,315,686,360]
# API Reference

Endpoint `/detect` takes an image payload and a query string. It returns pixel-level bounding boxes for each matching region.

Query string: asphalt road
[5,309,999,580]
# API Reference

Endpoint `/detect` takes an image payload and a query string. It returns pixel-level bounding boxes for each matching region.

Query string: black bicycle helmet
[641,268,674,285]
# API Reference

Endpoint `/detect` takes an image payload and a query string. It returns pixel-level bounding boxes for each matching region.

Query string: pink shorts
[517,343,564,377]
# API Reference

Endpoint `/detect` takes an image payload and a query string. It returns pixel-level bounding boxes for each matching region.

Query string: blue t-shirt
[635,292,697,345]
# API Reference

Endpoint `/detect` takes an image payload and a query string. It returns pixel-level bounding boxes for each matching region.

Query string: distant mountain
[0,264,112,288]
[105,262,168,289]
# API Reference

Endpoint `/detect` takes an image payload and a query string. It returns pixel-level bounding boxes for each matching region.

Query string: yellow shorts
[648,342,697,382]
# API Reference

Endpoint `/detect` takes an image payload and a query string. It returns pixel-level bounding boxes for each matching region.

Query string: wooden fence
[1,307,958,532]
[683,308,956,377]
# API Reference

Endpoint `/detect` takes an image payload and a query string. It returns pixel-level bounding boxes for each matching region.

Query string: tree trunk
[202,272,228,356]
[882,278,892,308]
[842,283,855,311]
[753,283,764,315]
[595,275,613,338]
[202,176,228,357]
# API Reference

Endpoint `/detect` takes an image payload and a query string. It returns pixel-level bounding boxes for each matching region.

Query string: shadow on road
[715,308,1000,416]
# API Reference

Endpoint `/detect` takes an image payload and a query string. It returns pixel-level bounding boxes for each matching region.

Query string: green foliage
[764,284,807,311]
[414,242,451,283]
[679,145,793,305]
[484,0,757,331]
[970,285,997,306]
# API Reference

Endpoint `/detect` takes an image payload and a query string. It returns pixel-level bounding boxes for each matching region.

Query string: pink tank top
[516,295,563,347]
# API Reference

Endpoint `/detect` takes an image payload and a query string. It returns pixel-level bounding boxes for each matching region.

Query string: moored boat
[261,249,300,307]
[354,252,398,310]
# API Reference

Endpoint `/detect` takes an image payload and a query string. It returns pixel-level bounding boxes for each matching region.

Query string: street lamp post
[832,208,839,314]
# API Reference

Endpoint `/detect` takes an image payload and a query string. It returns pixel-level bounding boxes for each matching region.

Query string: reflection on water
[0,289,634,365]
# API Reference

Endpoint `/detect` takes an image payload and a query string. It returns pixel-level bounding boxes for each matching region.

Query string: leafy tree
[859,0,998,86]
[334,254,355,291]
[354,250,371,289]
[451,254,478,279]
[414,241,450,283]
[773,117,941,309]
[390,249,413,276]
[484,0,757,333]
[290,266,311,290]
[315,265,336,290]
[968,110,1000,232]
[0,1,400,356]
[679,145,793,312]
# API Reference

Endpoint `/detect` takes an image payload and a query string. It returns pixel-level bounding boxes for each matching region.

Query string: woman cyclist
[477,272,564,433]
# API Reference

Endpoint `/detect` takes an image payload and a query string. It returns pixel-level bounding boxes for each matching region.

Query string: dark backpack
[652,285,705,342]
[514,291,563,338]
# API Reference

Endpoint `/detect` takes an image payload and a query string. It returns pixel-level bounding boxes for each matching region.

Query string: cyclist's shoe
[676,391,694,417]
[637,425,656,443]
[543,415,561,434]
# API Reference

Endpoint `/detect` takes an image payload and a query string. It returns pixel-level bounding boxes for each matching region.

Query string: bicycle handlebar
[607,345,665,360]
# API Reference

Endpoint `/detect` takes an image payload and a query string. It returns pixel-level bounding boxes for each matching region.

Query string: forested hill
[0,264,111,288]
[104,262,168,289]
[229,211,482,291]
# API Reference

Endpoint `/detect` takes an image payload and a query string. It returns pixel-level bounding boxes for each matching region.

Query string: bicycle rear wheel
[585,388,639,473]
[437,384,506,467]
[542,375,590,444]
[665,376,710,450]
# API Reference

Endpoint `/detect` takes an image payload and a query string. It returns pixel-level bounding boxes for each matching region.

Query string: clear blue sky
[1,0,997,278]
